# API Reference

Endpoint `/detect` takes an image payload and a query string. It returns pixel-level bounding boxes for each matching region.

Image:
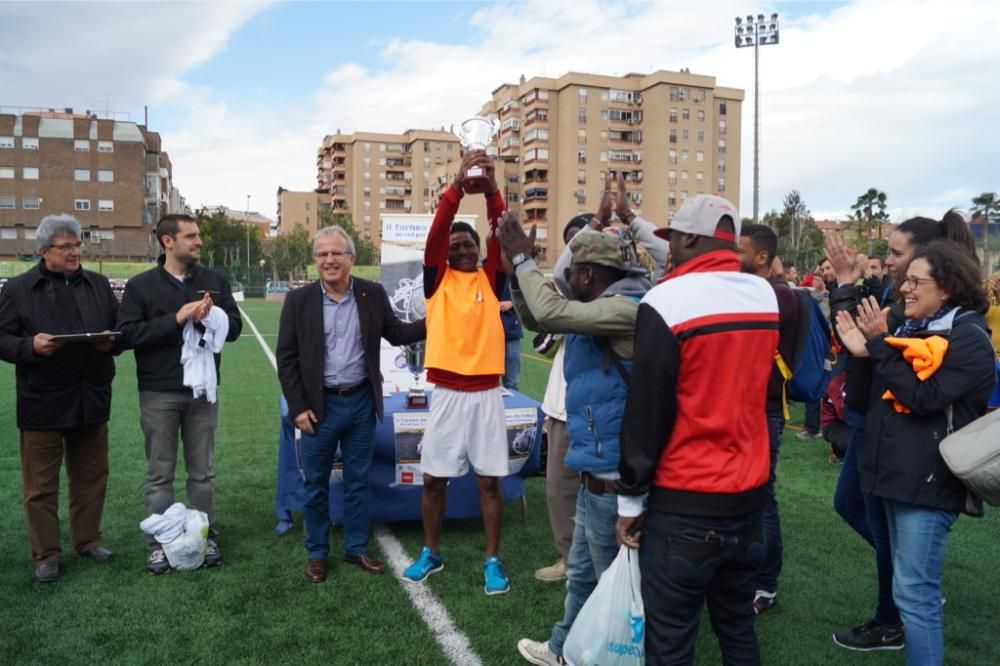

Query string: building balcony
[386,158,411,168]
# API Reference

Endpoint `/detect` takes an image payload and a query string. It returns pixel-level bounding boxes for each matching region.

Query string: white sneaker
[534,558,567,582]
[517,639,565,666]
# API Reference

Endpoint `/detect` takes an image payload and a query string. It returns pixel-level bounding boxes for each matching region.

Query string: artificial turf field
[2,299,999,665]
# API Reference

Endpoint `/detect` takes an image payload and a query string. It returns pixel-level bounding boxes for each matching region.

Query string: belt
[581,472,618,496]
[323,382,367,397]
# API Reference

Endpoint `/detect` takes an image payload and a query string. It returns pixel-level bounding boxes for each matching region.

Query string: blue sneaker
[483,556,510,595]
[402,546,444,583]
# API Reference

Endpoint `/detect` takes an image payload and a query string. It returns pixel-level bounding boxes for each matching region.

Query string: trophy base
[406,389,428,409]
[461,172,492,195]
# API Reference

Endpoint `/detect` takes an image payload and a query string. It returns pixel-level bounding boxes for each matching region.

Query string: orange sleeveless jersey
[424,267,504,377]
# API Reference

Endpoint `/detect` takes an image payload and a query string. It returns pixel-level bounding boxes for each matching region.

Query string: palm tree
[972,192,999,272]
[850,188,889,255]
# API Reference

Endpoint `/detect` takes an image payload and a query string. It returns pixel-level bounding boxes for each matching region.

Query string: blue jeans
[755,413,783,593]
[301,387,376,559]
[640,510,764,665]
[548,485,619,657]
[833,422,872,546]
[503,338,521,391]
[884,500,958,666]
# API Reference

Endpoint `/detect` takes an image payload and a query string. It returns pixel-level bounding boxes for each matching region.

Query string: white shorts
[421,385,508,478]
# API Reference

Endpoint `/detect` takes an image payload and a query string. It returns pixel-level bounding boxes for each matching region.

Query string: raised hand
[825,232,861,286]
[593,173,614,228]
[856,296,889,340]
[614,171,634,223]
[835,310,870,357]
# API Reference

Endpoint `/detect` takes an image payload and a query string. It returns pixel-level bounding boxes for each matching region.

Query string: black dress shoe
[81,545,114,563]
[344,552,385,574]
[306,558,328,583]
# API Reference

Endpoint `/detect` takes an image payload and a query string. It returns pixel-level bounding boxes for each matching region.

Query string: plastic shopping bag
[563,545,645,666]
[139,502,210,571]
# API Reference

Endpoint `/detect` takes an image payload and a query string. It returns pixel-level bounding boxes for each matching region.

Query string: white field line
[238,306,483,666]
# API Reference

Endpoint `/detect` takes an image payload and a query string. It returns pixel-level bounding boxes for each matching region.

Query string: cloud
[5,0,999,223]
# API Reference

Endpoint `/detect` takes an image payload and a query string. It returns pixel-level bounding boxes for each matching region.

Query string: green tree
[848,188,889,256]
[266,224,312,282]
[764,190,824,271]
[195,208,267,288]
[972,192,999,273]
[319,209,378,265]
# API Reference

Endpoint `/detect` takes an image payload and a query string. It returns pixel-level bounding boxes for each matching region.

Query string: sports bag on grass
[563,545,645,666]
[940,407,1000,507]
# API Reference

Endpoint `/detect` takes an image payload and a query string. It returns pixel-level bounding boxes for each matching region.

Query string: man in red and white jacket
[616,195,778,666]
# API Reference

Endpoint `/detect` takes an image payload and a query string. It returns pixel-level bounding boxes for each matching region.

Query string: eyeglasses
[314,250,353,260]
[49,242,83,253]
[903,276,936,290]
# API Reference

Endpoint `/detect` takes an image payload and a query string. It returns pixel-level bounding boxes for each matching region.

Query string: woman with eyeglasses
[834,241,995,665]
[824,210,980,653]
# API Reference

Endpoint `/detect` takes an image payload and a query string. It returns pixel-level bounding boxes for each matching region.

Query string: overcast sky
[3,0,998,222]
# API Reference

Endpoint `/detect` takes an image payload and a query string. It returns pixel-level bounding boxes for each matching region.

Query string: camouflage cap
[569,229,642,273]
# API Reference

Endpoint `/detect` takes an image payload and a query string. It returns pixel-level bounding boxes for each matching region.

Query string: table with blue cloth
[275,390,543,535]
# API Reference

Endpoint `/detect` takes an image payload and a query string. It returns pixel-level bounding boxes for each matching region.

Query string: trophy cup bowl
[404,342,428,409]
[455,116,500,195]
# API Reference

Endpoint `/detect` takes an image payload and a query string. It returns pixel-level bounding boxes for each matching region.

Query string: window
[378,157,386,166]
[694,89,706,102]
[578,108,587,123]
[363,201,371,210]
[696,171,704,182]
[697,130,705,142]
[423,157,430,167]
[24,227,36,240]
[719,101,727,115]
[719,120,727,134]
[682,109,690,121]
[98,141,113,153]
[681,171,689,182]
[75,169,90,181]
[717,159,726,174]
[682,130,689,141]
[0,196,14,209]
[577,170,586,184]
[364,143,371,153]
[0,167,13,179]
[670,86,680,102]
[23,167,39,180]
[668,191,676,206]
[74,140,90,152]
[669,129,677,144]
[696,151,704,162]
[578,129,587,145]
[578,88,588,102]
[364,215,371,223]
[74,199,91,211]
[697,110,705,122]
[577,150,586,164]
[669,108,678,123]
[23,196,40,209]
[717,178,726,192]
[576,189,586,205]
[681,190,688,201]
[718,139,727,154]
[423,142,430,152]
[0,136,13,148]
[681,149,689,162]
[98,170,114,182]
[668,149,677,165]
[599,151,608,162]
[22,137,39,150]
[363,171,371,181]
[668,170,677,185]
[379,143,386,152]
[0,227,16,239]
[600,109,609,121]
[98,199,114,211]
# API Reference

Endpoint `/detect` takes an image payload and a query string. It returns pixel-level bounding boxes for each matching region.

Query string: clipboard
[49,331,121,342]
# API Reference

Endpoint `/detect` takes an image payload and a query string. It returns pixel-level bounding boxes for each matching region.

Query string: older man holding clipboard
[0,214,120,583]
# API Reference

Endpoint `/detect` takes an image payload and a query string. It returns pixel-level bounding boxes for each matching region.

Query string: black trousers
[640,509,764,666]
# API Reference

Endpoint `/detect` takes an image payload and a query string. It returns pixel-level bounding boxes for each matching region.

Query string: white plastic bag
[564,545,645,666]
[139,503,210,571]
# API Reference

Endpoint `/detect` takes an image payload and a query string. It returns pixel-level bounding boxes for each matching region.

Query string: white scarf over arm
[181,305,230,403]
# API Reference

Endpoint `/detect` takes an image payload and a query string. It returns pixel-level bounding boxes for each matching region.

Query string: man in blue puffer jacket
[498,212,650,666]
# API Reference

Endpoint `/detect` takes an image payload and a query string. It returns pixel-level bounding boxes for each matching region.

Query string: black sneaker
[832,619,904,651]
[146,548,170,575]
[204,539,222,568]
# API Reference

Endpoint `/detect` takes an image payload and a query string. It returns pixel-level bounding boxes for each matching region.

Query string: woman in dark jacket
[835,242,995,666]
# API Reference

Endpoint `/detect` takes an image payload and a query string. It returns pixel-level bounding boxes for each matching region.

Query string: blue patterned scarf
[894,306,951,338]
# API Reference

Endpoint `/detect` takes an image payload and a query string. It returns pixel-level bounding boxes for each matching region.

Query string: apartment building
[276,187,326,237]
[0,108,185,259]
[477,70,743,264]
[315,128,461,242]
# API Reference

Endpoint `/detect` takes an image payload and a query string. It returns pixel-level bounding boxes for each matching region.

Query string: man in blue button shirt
[277,226,425,583]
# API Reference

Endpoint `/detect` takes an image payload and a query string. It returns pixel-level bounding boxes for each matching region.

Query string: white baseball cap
[654,195,740,242]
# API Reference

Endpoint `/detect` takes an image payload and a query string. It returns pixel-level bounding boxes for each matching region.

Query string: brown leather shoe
[305,558,327,583]
[343,552,385,574]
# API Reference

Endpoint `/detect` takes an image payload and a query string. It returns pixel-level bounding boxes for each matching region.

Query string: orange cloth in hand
[881,335,949,413]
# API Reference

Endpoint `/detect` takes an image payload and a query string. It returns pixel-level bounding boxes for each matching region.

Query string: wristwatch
[511,252,530,268]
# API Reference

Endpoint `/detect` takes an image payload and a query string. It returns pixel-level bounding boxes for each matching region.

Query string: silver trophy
[403,342,428,409]
[454,116,500,194]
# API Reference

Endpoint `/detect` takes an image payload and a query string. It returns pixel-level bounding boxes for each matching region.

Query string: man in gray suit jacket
[277,226,425,583]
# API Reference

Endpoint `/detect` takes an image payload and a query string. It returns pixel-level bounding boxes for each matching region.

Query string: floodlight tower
[735,12,780,224]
